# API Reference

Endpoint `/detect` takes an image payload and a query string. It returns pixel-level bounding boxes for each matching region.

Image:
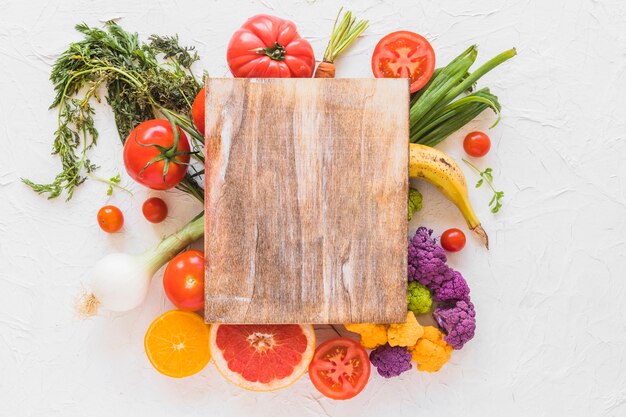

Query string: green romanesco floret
[408,188,423,221]
[407,281,433,315]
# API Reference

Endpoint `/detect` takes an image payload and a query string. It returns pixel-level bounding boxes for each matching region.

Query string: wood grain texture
[204,78,408,324]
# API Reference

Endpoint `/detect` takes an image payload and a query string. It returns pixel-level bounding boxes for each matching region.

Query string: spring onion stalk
[409,46,477,130]
[411,88,501,144]
[78,213,204,316]
[410,46,516,146]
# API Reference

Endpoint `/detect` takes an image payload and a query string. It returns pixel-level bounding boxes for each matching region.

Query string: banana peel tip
[472,224,489,249]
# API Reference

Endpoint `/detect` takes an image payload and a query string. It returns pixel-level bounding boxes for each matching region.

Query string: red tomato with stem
[227,14,315,78]
[309,337,370,400]
[371,31,436,93]
[163,250,205,311]
[142,197,168,223]
[463,131,491,157]
[123,119,191,190]
[441,228,466,252]
[191,87,205,136]
[97,205,124,233]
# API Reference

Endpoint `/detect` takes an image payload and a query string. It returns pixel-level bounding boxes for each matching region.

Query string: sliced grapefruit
[144,310,211,378]
[210,324,315,391]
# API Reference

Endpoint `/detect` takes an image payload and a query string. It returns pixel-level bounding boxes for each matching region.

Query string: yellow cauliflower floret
[387,311,423,347]
[344,323,388,349]
[410,326,453,372]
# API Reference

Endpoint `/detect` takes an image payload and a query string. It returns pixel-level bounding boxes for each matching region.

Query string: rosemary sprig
[24,22,204,201]
[463,159,504,213]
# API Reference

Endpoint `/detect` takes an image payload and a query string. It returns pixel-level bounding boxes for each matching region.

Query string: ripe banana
[409,143,489,248]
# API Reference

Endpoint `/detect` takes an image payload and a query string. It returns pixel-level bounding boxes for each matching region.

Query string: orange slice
[144,310,211,378]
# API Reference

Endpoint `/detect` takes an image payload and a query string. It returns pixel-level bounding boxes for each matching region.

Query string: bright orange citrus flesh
[144,310,211,378]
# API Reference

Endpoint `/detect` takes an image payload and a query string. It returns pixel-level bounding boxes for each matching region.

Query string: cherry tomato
[163,250,205,311]
[441,228,466,252]
[97,205,124,233]
[371,31,436,93]
[123,119,190,190]
[309,337,370,400]
[191,87,205,136]
[142,197,168,223]
[463,131,491,157]
[227,14,315,78]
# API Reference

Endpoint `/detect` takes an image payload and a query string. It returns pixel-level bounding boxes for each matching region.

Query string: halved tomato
[308,337,370,400]
[371,31,436,93]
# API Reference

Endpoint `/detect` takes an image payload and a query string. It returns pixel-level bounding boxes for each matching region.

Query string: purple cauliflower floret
[408,228,470,303]
[408,227,448,284]
[369,344,412,378]
[436,270,470,302]
[434,300,476,350]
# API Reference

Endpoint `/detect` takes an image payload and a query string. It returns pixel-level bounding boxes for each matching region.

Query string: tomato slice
[371,31,436,93]
[308,337,370,400]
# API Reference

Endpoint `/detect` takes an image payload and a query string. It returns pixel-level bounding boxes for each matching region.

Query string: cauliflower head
[410,326,453,372]
[434,300,476,350]
[344,323,388,349]
[408,228,471,303]
[436,270,470,302]
[387,311,424,347]
[407,281,433,315]
[370,344,412,378]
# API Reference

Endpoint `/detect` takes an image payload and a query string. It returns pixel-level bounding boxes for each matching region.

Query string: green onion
[409,46,516,146]
[409,45,477,130]
[419,90,501,147]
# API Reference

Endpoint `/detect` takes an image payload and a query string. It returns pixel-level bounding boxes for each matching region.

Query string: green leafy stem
[463,159,504,213]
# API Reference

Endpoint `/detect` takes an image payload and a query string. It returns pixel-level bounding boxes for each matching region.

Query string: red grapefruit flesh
[210,324,315,391]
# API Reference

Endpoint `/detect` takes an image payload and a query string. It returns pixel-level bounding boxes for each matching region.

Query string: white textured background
[1,0,625,415]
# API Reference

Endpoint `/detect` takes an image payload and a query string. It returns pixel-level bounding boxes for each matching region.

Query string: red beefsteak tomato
[227,14,315,78]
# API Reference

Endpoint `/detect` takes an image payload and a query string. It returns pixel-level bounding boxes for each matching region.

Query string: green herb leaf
[106,173,121,195]
[89,173,132,196]
[463,159,505,214]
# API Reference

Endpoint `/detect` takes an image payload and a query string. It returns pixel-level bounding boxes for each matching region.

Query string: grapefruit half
[210,324,315,391]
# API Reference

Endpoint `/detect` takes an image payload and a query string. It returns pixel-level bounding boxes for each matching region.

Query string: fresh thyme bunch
[23,22,205,201]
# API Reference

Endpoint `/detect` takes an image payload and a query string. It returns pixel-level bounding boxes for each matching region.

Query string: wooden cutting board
[204,78,408,324]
